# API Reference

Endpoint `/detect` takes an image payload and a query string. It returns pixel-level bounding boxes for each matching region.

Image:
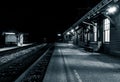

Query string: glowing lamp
[57,34,61,36]
[71,29,74,33]
[67,32,70,35]
[107,6,117,14]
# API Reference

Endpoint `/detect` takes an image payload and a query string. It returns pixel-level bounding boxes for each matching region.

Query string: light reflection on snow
[0,43,46,64]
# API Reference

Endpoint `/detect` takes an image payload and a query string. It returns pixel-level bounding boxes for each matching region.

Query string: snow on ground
[0,43,46,65]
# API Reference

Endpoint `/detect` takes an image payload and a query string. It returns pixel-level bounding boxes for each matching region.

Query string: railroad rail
[0,43,53,82]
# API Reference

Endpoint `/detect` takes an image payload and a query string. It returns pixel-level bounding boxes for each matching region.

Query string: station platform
[0,43,33,52]
[43,43,120,82]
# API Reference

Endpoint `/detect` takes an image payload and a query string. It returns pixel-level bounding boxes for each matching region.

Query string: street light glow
[71,29,74,33]
[67,32,70,35]
[57,34,61,36]
[107,6,117,14]
[75,26,79,30]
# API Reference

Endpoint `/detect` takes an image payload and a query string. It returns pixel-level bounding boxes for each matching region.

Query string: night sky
[0,0,101,42]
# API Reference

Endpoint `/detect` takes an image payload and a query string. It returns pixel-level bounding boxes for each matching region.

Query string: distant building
[2,32,24,47]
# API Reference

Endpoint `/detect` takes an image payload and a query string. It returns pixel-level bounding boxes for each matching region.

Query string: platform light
[107,5,118,14]
[71,29,74,33]
[57,33,61,36]
[4,32,15,35]
[75,26,79,30]
[67,32,70,35]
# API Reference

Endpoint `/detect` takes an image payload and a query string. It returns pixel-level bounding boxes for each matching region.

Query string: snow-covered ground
[0,43,46,65]
[0,43,33,52]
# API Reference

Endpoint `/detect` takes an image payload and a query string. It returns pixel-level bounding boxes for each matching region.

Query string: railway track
[15,46,54,82]
[0,43,54,82]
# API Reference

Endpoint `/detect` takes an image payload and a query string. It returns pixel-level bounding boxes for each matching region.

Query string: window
[88,32,90,41]
[87,26,90,41]
[93,23,97,42]
[84,33,87,42]
[103,18,110,42]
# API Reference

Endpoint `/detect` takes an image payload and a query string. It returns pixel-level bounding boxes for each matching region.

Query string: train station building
[63,0,120,55]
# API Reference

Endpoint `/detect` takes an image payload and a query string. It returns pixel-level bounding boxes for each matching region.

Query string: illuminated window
[87,26,90,41]
[85,33,87,42]
[103,18,110,42]
[93,23,97,42]
[88,32,90,41]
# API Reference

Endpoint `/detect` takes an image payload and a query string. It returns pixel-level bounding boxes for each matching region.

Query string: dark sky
[0,0,101,42]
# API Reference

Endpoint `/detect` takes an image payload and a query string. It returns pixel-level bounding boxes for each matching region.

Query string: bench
[84,41,102,52]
